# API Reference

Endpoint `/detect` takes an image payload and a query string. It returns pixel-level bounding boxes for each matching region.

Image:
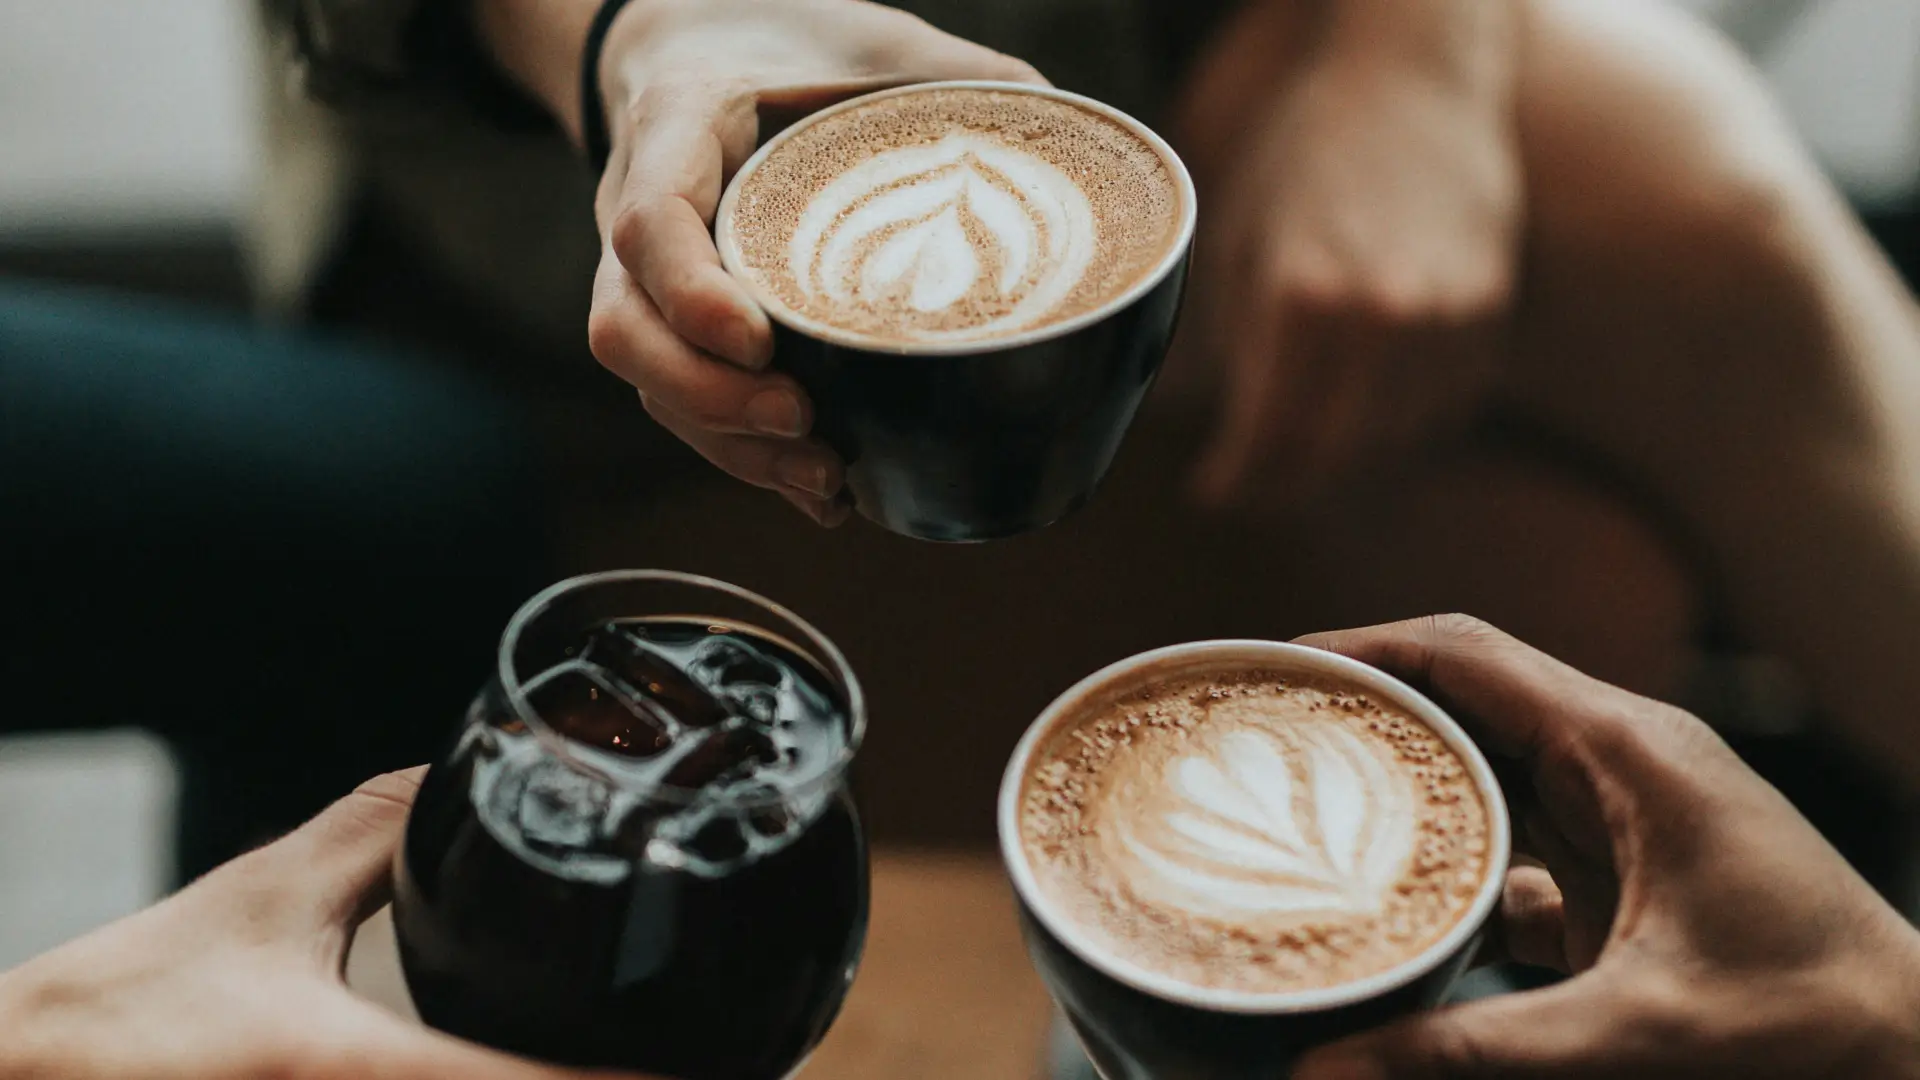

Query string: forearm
[473,0,601,144]
[1317,0,1520,97]
[1511,0,1920,786]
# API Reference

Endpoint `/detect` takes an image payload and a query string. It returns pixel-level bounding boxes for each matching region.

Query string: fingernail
[731,310,775,370]
[776,455,833,499]
[819,495,854,529]
[746,390,806,437]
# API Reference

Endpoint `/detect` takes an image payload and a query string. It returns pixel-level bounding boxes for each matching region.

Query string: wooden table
[349,849,1053,1079]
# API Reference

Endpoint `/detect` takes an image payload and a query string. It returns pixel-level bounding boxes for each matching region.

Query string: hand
[1172,0,1521,506]
[1288,616,1920,1079]
[0,769,634,1080]
[583,0,1044,525]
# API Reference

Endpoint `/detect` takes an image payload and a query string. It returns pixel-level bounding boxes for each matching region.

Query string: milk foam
[787,133,1097,343]
[1019,671,1490,996]
[727,88,1181,346]
[1108,720,1418,920]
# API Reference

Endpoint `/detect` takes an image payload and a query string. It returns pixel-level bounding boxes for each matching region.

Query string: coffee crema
[726,87,1182,346]
[1019,668,1490,995]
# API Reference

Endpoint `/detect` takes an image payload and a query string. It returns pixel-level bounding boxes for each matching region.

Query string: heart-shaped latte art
[1107,720,1419,919]
[786,131,1097,342]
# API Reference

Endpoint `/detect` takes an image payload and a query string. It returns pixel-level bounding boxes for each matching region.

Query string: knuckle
[1357,278,1430,325]
[1424,612,1501,646]
[1418,1014,1498,1075]
[998,57,1046,84]
[586,307,632,370]
[675,390,741,432]
[1274,259,1346,316]
[610,205,651,260]
[1617,976,1711,1050]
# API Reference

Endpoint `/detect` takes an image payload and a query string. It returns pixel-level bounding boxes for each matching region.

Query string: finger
[1192,247,1295,505]
[1521,807,1618,972]
[591,251,809,437]
[1297,322,1391,484]
[1291,615,1635,765]
[608,92,771,369]
[1495,865,1570,973]
[1292,979,1623,1080]
[1247,302,1353,498]
[781,488,854,529]
[643,393,842,497]
[821,10,1051,88]
[755,32,1047,131]
[234,768,426,938]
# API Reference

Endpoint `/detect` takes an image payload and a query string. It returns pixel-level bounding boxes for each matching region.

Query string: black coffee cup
[715,82,1197,543]
[997,641,1512,1079]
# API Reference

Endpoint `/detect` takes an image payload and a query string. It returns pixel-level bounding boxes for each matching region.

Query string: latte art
[1020,669,1491,996]
[725,87,1182,346]
[788,133,1097,341]
[1108,720,1417,920]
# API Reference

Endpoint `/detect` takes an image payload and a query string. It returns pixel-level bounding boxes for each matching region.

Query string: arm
[1171,0,1524,503]
[1506,0,1920,786]
[471,0,600,144]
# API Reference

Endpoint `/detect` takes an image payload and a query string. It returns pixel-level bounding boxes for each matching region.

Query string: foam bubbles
[1110,723,1418,919]
[786,133,1097,343]
[1019,671,1490,996]
[728,88,1181,346]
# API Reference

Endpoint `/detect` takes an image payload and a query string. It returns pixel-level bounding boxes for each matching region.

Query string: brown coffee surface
[727,87,1181,346]
[1020,667,1490,995]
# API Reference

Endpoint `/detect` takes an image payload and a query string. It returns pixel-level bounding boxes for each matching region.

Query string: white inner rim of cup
[997,640,1513,1015]
[715,80,1199,357]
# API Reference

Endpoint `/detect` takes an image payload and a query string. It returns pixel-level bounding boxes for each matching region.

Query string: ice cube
[662,726,779,791]
[746,799,795,840]
[513,760,609,857]
[688,636,785,691]
[526,666,672,758]
[684,817,749,864]
[721,684,781,726]
[583,627,730,729]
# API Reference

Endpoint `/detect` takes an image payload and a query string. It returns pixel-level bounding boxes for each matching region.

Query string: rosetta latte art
[1107,721,1418,919]
[786,132,1098,342]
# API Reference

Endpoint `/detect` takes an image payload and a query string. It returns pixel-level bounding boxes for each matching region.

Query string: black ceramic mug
[997,641,1512,1079]
[715,81,1198,543]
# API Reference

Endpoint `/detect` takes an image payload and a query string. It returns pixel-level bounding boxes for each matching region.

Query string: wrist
[1316,0,1519,100]
[472,0,603,144]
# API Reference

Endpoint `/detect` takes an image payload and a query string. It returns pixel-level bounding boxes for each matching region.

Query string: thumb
[1291,980,1620,1080]
[236,768,428,939]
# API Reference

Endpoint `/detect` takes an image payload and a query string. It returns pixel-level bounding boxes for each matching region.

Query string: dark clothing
[2,281,546,882]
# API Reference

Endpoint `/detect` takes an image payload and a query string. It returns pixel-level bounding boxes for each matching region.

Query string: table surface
[348,849,1054,1080]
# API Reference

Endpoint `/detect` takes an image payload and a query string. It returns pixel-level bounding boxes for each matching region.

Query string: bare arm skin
[1173,0,1523,503]
[1508,0,1920,786]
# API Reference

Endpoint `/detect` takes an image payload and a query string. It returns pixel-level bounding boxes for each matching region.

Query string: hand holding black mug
[1000,637,1511,1079]
[1000,615,1920,1078]
[1292,615,1920,1079]
[717,81,1197,541]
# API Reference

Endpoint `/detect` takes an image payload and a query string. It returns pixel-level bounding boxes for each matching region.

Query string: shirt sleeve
[261,0,554,131]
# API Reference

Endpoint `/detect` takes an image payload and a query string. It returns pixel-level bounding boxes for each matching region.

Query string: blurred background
[4,0,1919,1062]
